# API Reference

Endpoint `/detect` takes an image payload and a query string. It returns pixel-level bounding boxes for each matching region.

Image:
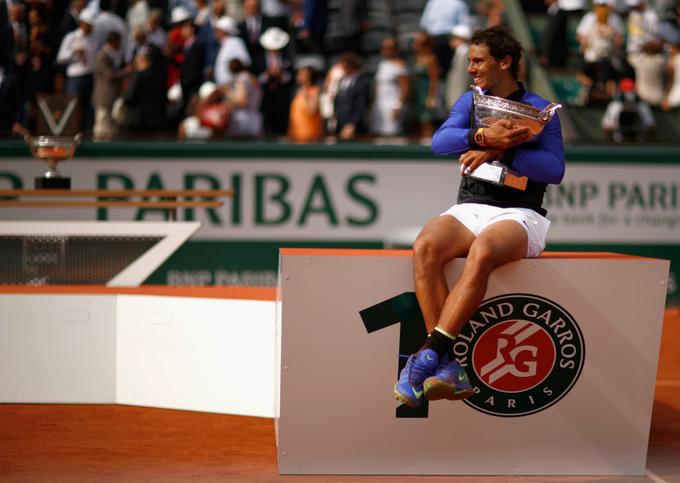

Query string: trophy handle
[540,103,563,122]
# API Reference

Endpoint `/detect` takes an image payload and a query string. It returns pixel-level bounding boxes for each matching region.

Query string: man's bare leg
[436,220,528,338]
[412,215,476,334]
[416,220,529,401]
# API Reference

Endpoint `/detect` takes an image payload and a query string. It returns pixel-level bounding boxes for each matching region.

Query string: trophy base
[35,177,71,189]
[469,162,528,191]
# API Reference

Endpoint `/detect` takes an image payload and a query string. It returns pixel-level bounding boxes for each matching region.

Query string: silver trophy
[25,134,82,189]
[468,86,562,190]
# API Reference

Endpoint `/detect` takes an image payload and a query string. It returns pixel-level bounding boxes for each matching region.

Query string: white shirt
[57,28,97,77]
[576,11,624,62]
[214,36,251,85]
[420,0,470,36]
[626,9,660,55]
[557,0,586,11]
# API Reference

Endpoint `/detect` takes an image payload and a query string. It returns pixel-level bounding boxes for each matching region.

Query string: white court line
[646,469,669,483]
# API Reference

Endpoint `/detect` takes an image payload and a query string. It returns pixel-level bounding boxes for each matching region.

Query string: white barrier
[0,288,276,417]
[276,249,669,475]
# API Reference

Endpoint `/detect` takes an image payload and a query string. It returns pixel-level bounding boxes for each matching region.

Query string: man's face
[244,0,259,17]
[467,43,509,91]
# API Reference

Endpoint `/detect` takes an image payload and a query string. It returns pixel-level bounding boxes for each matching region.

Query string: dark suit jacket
[334,73,371,133]
[237,15,285,77]
[180,37,206,102]
[123,67,166,131]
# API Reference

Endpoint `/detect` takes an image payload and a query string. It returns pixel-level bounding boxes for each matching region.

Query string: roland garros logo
[453,294,585,417]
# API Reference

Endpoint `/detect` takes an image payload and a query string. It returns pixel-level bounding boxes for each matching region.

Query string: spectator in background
[369,37,409,138]
[194,0,211,26]
[178,81,224,139]
[334,52,370,141]
[261,0,291,26]
[57,0,86,49]
[225,58,263,138]
[444,24,471,110]
[239,0,279,77]
[93,0,127,66]
[120,47,166,132]
[319,54,345,135]
[167,6,194,91]
[126,0,149,33]
[412,32,441,141]
[659,1,680,45]
[294,0,327,55]
[477,0,505,28]
[145,9,167,50]
[625,0,660,60]
[419,0,470,77]
[575,0,624,103]
[539,0,585,67]
[0,13,25,136]
[26,7,55,101]
[288,64,322,142]
[258,26,292,136]
[213,16,250,85]
[629,42,665,105]
[625,0,664,104]
[602,77,655,142]
[7,3,28,124]
[662,42,680,110]
[93,31,127,140]
[57,8,97,131]
[179,18,207,116]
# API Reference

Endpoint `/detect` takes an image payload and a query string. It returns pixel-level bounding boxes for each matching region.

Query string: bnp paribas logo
[453,294,585,417]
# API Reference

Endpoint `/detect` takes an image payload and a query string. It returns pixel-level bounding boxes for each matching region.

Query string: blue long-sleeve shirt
[431,86,565,215]
[431,89,565,185]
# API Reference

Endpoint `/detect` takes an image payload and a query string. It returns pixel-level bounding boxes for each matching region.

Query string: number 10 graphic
[359,292,430,418]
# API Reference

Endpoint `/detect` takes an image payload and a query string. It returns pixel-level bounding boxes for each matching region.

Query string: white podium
[276,249,669,475]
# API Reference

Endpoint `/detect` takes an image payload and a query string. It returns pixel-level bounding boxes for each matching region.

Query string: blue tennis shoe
[406,348,441,387]
[394,355,424,408]
[423,358,474,401]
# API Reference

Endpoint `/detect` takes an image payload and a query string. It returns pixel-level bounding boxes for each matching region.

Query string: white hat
[215,16,239,34]
[170,6,193,24]
[259,27,290,51]
[78,8,96,25]
[198,81,218,100]
[625,0,642,6]
[451,24,472,40]
[593,0,615,6]
[167,83,183,102]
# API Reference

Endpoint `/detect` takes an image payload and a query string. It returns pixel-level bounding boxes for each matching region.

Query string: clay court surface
[1,310,678,482]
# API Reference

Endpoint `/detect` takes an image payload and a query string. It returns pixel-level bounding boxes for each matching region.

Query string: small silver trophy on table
[469,86,562,190]
[25,134,82,189]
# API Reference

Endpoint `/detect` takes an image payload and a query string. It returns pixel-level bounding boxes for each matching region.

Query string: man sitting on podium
[395,26,565,408]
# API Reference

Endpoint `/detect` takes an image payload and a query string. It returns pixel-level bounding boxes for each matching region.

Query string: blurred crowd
[0,0,504,142]
[538,0,680,140]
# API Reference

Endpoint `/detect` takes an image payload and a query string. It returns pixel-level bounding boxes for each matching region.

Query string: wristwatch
[474,128,487,147]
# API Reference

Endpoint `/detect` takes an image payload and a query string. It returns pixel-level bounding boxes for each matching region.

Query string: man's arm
[504,113,565,184]
[431,92,475,156]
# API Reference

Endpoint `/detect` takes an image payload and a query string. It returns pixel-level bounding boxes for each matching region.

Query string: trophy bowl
[25,134,82,189]
[472,86,561,135]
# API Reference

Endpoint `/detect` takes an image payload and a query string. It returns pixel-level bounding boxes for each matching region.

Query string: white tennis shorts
[441,202,551,258]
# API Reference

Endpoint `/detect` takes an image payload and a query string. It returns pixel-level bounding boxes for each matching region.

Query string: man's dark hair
[470,26,523,78]
[99,0,111,12]
[107,31,122,44]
